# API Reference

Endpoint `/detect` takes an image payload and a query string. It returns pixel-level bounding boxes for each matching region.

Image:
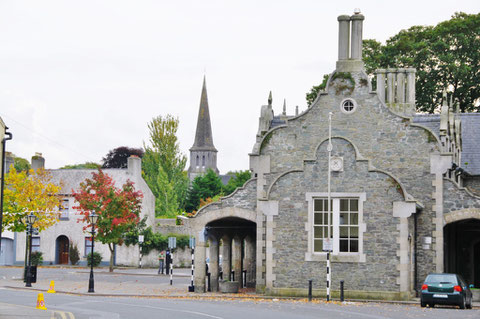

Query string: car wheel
[459,296,466,309]
[420,300,426,308]
[429,303,435,308]
[466,296,472,309]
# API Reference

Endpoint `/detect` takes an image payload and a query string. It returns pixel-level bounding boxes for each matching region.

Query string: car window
[425,274,457,284]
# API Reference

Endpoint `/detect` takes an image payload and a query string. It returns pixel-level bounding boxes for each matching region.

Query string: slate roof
[190,76,217,152]
[413,113,480,176]
[48,168,137,195]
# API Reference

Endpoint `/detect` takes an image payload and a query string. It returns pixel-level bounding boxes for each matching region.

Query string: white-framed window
[306,192,366,262]
[85,237,93,256]
[31,237,41,252]
[340,98,357,114]
[60,198,69,220]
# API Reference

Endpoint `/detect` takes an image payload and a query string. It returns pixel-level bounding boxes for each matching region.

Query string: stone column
[350,13,364,60]
[209,236,219,292]
[337,15,350,60]
[232,235,242,283]
[406,68,416,105]
[221,234,231,281]
[376,69,386,103]
[387,69,396,104]
[396,69,406,103]
[244,235,256,284]
[194,240,206,293]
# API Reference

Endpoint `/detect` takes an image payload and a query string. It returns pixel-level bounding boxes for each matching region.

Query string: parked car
[420,273,473,309]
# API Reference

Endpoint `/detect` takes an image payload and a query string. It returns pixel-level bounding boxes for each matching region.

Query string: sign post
[138,235,144,269]
[168,237,176,285]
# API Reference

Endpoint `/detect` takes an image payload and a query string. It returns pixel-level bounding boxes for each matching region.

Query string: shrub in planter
[69,244,80,265]
[87,252,102,267]
[30,251,43,266]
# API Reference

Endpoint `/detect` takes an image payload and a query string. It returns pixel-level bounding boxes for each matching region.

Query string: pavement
[1,265,479,306]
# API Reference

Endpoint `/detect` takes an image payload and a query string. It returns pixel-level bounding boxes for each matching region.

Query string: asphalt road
[1,288,479,319]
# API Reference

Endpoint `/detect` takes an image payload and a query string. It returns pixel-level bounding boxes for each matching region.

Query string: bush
[30,251,43,266]
[86,252,102,267]
[69,244,80,265]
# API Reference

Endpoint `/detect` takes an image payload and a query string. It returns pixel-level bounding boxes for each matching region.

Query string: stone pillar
[396,69,406,103]
[232,235,242,283]
[406,68,416,105]
[244,235,256,284]
[350,13,364,60]
[194,240,206,293]
[209,236,219,292]
[221,234,231,281]
[337,15,350,60]
[376,69,386,103]
[387,69,396,104]
[393,201,416,293]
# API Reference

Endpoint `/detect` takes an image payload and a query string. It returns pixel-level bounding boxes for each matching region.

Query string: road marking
[100,300,224,319]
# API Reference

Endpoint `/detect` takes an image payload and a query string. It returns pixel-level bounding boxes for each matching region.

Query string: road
[1,288,479,319]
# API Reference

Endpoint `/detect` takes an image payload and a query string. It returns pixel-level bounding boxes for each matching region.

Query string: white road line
[98,300,224,319]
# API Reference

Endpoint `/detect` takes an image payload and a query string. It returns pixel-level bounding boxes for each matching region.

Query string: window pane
[314,213,323,225]
[351,226,358,238]
[340,212,347,225]
[350,213,358,225]
[314,199,322,212]
[340,239,348,252]
[350,240,359,252]
[350,199,358,211]
[340,199,348,211]
[314,226,322,238]
[314,239,323,252]
[340,226,348,238]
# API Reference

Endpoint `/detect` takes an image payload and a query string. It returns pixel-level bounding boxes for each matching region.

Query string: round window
[340,98,357,114]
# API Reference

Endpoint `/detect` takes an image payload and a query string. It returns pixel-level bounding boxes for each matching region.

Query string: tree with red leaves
[73,169,143,272]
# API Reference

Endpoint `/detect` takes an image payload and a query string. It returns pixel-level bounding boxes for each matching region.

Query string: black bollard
[207,273,211,292]
[220,271,223,280]
[243,270,247,288]
[340,280,344,302]
[231,270,235,282]
[308,279,313,302]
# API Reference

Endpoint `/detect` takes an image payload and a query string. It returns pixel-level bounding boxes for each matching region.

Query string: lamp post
[24,211,38,287]
[87,211,99,293]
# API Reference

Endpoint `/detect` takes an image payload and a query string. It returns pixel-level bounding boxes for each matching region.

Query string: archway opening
[444,218,480,287]
[55,235,69,265]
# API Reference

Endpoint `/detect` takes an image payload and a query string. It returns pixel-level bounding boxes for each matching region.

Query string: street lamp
[24,211,38,287]
[87,211,99,293]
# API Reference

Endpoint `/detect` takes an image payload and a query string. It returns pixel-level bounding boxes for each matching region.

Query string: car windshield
[425,274,457,284]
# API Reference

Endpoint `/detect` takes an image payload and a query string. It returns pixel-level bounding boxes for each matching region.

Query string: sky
[0,1,479,173]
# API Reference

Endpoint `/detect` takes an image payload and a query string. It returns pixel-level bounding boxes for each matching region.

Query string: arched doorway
[56,235,69,264]
[444,218,480,287]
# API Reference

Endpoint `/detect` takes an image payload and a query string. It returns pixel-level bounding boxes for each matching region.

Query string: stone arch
[444,208,480,225]
[192,207,257,232]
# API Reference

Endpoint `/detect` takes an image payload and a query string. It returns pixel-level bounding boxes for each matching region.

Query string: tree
[142,115,189,216]
[185,169,223,212]
[305,74,330,106]
[102,146,144,169]
[13,156,30,172]
[362,12,480,113]
[223,170,252,196]
[2,167,62,232]
[60,162,101,169]
[72,169,143,272]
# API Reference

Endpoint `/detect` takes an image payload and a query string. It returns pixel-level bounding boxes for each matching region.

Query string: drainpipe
[0,129,13,251]
[414,209,419,296]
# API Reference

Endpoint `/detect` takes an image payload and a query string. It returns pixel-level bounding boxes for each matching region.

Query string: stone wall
[464,176,480,197]
[443,179,480,213]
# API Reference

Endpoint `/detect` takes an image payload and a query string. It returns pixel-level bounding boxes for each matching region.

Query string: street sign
[322,238,333,252]
[189,237,196,248]
[168,237,177,249]
[138,235,144,243]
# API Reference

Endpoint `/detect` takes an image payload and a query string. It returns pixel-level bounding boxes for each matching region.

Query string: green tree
[223,170,252,196]
[72,169,143,272]
[143,115,189,216]
[306,74,330,106]
[60,162,101,169]
[362,12,480,113]
[13,156,30,172]
[185,169,223,212]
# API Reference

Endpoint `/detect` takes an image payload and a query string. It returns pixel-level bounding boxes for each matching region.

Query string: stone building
[186,11,480,299]
[13,154,157,267]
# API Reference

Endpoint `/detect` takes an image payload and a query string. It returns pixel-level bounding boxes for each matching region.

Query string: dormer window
[341,98,357,114]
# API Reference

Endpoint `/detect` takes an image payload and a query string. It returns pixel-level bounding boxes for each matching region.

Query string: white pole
[139,244,142,269]
[191,246,195,290]
[327,111,333,302]
[170,252,174,285]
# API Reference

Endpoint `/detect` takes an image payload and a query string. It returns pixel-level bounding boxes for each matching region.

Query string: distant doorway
[56,235,69,264]
[0,238,14,265]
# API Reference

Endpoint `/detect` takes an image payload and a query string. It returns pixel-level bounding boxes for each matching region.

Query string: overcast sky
[0,1,478,173]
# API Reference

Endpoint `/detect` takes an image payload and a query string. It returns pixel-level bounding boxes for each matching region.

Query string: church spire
[190,76,217,152]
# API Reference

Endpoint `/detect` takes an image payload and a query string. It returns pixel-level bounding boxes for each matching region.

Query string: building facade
[187,12,480,299]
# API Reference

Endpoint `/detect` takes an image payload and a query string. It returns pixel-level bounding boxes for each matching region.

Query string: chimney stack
[376,68,416,116]
[335,10,365,72]
[350,11,364,60]
[31,152,45,171]
[127,155,141,177]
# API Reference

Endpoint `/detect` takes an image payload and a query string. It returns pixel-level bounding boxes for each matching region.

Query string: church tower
[188,76,219,181]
